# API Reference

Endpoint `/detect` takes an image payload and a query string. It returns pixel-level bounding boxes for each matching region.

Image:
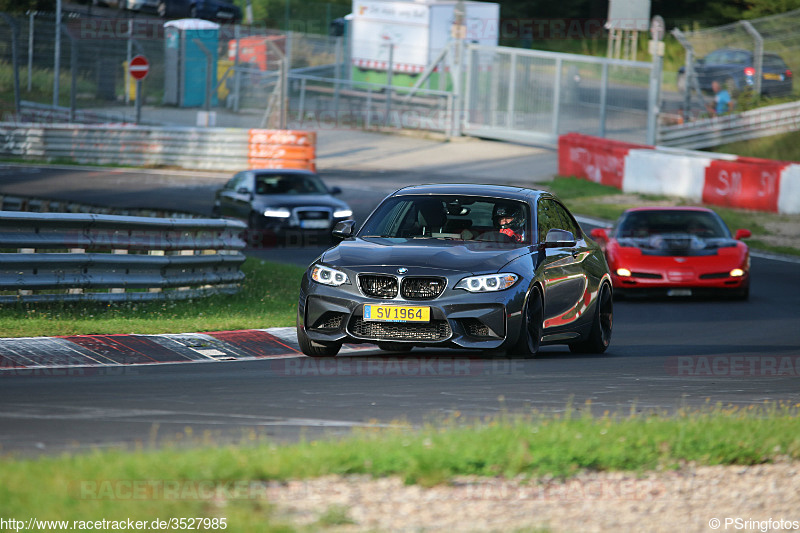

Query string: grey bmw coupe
[297,184,613,357]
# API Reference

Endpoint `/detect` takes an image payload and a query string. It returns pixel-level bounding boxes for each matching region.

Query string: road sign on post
[129,55,149,124]
[129,54,149,80]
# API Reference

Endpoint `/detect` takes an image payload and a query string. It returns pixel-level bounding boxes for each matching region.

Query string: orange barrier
[247,129,317,171]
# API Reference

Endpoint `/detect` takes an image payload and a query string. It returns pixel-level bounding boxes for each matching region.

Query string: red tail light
[786,69,793,79]
[744,67,756,76]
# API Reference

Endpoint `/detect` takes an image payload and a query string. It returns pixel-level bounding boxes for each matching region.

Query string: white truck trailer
[350,0,499,87]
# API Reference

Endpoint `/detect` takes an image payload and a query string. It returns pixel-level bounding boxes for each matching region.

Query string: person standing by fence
[707,80,733,117]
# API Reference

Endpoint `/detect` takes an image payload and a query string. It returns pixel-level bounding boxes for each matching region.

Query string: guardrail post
[53,0,61,107]
[646,38,664,146]
[366,88,373,129]
[507,50,517,128]
[741,20,763,99]
[27,11,34,93]
[334,36,342,113]
[232,25,241,113]
[599,61,608,137]
[0,14,21,118]
[67,27,77,123]
[551,56,563,138]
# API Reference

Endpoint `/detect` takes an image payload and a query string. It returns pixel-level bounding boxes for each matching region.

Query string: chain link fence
[1,9,660,142]
[0,11,345,123]
[673,9,800,121]
[464,44,654,145]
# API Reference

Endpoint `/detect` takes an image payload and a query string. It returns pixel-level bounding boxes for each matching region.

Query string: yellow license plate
[363,304,430,322]
[764,73,783,80]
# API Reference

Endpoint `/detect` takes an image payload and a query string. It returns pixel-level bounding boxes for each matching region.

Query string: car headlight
[333,209,353,218]
[310,264,350,286]
[264,208,291,218]
[455,273,518,292]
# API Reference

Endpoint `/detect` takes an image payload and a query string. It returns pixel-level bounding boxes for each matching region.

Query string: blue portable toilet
[163,19,220,108]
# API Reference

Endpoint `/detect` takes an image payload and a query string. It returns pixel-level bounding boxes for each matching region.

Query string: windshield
[617,211,731,239]
[255,174,328,195]
[358,195,531,244]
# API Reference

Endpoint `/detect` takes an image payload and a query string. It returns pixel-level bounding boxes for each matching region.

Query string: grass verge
[1,404,799,530]
[0,259,305,338]
[712,131,800,162]
[546,176,800,257]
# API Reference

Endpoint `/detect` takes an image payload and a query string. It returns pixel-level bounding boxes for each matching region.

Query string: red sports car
[590,207,751,299]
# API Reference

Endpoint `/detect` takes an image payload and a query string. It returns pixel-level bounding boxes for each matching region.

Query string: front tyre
[570,283,613,354]
[511,287,543,358]
[297,313,341,357]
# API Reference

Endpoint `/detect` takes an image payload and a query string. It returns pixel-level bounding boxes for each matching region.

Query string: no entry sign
[129,55,149,81]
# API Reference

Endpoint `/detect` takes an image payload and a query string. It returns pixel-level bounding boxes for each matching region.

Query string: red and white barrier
[779,166,800,215]
[558,133,800,215]
[558,133,649,189]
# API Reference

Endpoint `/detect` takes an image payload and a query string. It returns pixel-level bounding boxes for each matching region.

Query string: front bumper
[300,279,527,351]
[609,248,749,293]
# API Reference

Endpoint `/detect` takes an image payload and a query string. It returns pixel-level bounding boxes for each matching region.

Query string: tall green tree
[743,0,800,18]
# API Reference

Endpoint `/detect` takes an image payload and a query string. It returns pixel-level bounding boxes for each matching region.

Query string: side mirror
[237,187,253,199]
[544,229,577,248]
[329,186,343,196]
[590,228,610,242]
[735,229,751,240]
[332,219,356,240]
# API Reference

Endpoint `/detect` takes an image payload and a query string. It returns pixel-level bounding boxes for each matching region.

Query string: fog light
[616,268,632,277]
[730,268,745,277]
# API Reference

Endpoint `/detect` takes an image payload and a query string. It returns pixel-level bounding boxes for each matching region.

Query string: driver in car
[492,203,525,243]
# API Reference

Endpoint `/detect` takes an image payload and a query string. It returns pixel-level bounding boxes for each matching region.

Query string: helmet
[492,203,525,231]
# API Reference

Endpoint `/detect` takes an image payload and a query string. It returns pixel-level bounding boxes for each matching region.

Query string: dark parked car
[678,48,793,97]
[93,0,159,12]
[296,184,613,357]
[157,0,242,23]
[213,169,353,241]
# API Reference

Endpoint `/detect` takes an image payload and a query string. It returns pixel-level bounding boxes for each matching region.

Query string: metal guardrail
[0,121,315,171]
[0,121,251,171]
[658,100,800,150]
[0,193,198,219]
[0,212,247,303]
[18,101,144,126]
